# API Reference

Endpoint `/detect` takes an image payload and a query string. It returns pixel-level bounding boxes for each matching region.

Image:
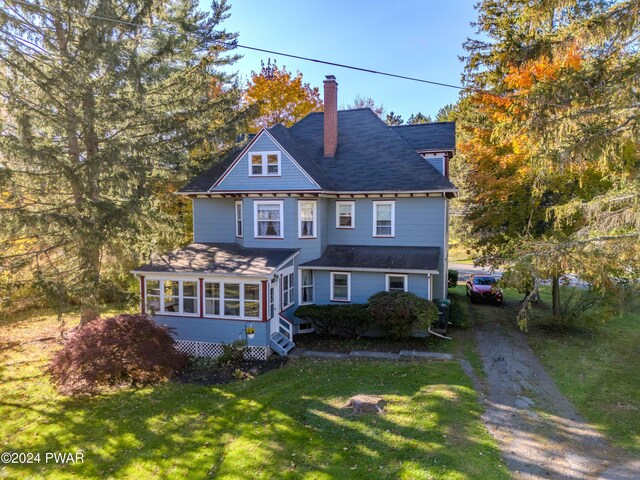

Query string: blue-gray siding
[153,315,270,347]
[310,270,431,304]
[327,197,445,247]
[193,198,237,243]
[213,133,319,191]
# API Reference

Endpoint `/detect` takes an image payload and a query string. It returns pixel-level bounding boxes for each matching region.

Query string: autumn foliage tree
[245,60,322,131]
[459,0,639,324]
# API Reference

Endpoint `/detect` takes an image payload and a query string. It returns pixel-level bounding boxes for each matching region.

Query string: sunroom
[132,243,299,359]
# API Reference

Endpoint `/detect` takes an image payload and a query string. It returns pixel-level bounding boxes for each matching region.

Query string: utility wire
[5,0,465,91]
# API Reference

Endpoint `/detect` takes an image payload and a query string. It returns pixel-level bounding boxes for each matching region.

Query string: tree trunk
[78,243,101,326]
[552,274,561,318]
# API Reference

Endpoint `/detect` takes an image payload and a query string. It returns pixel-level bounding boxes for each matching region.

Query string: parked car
[466,275,503,305]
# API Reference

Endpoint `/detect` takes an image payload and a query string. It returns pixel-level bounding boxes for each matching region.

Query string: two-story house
[133,75,457,359]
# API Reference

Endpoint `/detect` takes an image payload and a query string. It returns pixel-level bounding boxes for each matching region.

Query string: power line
[4,0,465,91]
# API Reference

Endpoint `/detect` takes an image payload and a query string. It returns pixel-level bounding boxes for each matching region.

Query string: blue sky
[201,0,478,121]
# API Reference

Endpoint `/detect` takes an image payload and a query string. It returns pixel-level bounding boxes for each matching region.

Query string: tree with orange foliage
[245,60,322,131]
[458,0,639,326]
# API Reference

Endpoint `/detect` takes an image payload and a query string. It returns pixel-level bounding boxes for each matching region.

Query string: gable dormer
[211,129,320,192]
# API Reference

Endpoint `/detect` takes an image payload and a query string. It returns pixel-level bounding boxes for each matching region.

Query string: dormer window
[250,152,280,176]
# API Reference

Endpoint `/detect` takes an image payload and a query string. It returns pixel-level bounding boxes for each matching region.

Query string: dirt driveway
[462,302,639,480]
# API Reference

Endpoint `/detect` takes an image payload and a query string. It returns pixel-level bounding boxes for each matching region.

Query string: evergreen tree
[459,0,639,323]
[385,111,403,126]
[347,95,385,117]
[406,112,432,124]
[0,0,250,323]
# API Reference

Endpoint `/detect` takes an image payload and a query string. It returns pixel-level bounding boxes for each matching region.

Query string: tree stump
[346,395,385,414]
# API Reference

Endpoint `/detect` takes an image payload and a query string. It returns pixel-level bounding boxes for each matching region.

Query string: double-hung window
[336,202,356,228]
[330,272,351,302]
[204,281,261,319]
[300,269,314,304]
[282,272,294,309]
[145,279,199,315]
[373,201,395,237]
[249,152,280,176]
[254,200,283,238]
[386,274,408,292]
[235,201,243,237]
[336,201,355,228]
[298,200,317,238]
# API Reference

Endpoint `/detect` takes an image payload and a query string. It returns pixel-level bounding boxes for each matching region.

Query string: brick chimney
[323,75,338,157]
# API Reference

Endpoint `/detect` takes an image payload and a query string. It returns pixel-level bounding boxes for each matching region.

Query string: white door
[269,276,280,336]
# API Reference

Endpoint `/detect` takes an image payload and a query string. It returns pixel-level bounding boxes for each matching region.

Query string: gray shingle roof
[300,245,440,272]
[391,122,456,151]
[178,109,457,193]
[134,243,299,276]
[288,109,456,192]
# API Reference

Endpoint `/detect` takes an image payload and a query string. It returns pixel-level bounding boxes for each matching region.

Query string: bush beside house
[295,291,439,340]
[49,314,188,396]
[368,291,440,339]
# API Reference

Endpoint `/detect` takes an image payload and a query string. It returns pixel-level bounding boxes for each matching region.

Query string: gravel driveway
[464,302,639,480]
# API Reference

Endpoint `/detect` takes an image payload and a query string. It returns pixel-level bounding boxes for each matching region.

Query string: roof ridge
[391,121,455,128]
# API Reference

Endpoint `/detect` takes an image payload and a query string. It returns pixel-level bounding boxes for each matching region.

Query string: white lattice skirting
[175,340,272,361]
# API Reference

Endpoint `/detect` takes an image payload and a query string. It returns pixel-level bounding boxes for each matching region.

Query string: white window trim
[235,200,243,238]
[253,200,284,239]
[146,278,200,317]
[298,268,314,305]
[298,200,317,238]
[330,272,351,302]
[281,270,295,310]
[373,200,395,237]
[248,151,281,177]
[335,200,355,229]
[386,274,408,292]
[203,280,261,320]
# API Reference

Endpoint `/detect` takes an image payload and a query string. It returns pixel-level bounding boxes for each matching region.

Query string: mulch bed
[294,334,441,353]
[174,356,288,386]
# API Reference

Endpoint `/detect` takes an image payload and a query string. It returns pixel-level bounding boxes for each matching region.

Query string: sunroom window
[282,272,294,309]
[145,279,199,315]
[204,281,261,319]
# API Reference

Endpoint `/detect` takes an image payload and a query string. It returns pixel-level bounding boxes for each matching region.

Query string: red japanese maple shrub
[48,314,189,395]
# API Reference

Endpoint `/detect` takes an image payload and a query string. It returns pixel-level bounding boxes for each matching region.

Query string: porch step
[270,332,295,356]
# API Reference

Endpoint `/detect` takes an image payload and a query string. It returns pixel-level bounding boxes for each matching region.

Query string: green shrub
[218,340,247,365]
[448,297,470,329]
[294,304,372,338]
[448,270,459,288]
[367,291,439,339]
[540,288,606,332]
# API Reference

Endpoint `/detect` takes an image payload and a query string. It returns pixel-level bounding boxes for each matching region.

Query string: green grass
[0,311,509,479]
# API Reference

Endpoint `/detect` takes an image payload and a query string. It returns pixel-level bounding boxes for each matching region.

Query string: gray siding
[193,198,236,243]
[310,270,431,304]
[153,315,269,347]
[214,134,319,191]
[327,197,445,246]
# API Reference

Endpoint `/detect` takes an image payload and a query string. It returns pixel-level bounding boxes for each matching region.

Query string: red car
[466,275,503,305]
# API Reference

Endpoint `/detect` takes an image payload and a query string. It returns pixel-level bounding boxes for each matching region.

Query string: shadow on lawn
[4,360,508,479]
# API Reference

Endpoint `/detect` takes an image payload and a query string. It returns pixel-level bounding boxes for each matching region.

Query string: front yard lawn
[0,310,509,479]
